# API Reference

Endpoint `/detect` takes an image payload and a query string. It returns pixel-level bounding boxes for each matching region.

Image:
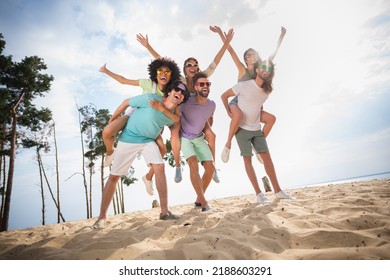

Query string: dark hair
[192,71,208,85]
[254,60,275,93]
[148,57,181,92]
[183,57,199,76]
[165,80,190,103]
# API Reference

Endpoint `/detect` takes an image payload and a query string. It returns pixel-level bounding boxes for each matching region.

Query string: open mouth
[187,69,196,76]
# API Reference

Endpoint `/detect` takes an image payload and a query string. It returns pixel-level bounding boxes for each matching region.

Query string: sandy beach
[0,179,389,260]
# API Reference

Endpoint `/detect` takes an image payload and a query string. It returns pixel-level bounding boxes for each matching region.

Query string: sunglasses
[173,87,185,94]
[258,65,273,72]
[185,63,198,68]
[157,69,172,75]
[195,82,211,87]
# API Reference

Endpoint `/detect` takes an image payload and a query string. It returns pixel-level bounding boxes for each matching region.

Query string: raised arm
[136,34,162,59]
[99,63,139,86]
[211,28,235,66]
[269,26,287,62]
[210,26,246,79]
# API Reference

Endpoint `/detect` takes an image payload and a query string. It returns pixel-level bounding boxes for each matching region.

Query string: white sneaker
[275,190,294,200]
[201,204,218,212]
[252,147,263,164]
[142,175,154,196]
[104,149,115,167]
[221,146,230,163]
[91,219,106,229]
[257,193,270,205]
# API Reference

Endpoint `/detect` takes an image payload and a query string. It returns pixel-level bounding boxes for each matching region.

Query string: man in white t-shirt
[221,59,293,205]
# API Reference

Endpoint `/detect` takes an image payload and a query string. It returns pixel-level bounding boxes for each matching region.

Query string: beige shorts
[110,141,164,176]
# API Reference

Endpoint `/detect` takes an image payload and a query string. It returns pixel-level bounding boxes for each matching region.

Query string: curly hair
[165,80,190,104]
[147,57,181,92]
[254,60,275,94]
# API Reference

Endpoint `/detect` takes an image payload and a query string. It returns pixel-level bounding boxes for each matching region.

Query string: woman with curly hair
[100,57,181,179]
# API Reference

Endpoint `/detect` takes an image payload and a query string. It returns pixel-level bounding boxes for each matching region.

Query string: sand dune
[0,179,389,260]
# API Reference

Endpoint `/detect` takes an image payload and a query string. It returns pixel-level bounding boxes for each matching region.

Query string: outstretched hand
[99,63,108,73]
[209,25,224,36]
[136,33,149,47]
[281,26,287,35]
[223,28,234,44]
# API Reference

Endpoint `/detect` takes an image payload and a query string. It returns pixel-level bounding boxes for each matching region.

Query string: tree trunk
[37,149,46,225]
[39,149,66,222]
[53,122,61,223]
[76,104,90,219]
[1,108,18,231]
[100,155,104,192]
[0,153,7,225]
[0,125,6,222]
[89,165,93,218]
[120,181,125,213]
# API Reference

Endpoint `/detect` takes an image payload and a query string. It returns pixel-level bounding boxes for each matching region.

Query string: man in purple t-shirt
[179,72,216,212]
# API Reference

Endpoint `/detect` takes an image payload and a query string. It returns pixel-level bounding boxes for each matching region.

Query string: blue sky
[1,0,389,230]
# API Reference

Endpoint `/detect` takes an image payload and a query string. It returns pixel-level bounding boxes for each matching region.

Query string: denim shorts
[229,96,238,106]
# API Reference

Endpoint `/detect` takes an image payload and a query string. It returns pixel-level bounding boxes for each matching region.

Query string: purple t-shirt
[179,95,216,139]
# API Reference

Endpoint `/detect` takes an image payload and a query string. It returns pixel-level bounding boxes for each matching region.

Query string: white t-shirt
[232,79,269,131]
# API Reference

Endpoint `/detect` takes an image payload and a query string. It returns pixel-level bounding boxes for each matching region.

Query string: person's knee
[108,174,120,183]
[102,126,113,139]
[208,131,216,142]
[158,144,167,155]
[152,163,165,173]
[187,158,199,172]
[263,113,276,125]
[260,151,271,161]
[231,106,243,119]
[203,161,215,173]
[268,114,276,125]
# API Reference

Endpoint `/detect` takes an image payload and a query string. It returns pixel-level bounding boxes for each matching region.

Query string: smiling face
[256,60,274,81]
[244,48,260,67]
[168,84,186,105]
[156,66,172,86]
[194,77,211,98]
[184,58,199,78]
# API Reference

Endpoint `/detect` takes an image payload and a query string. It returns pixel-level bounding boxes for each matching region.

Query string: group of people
[91,26,293,229]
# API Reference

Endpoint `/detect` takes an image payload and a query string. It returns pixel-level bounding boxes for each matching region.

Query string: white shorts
[110,141,164,176]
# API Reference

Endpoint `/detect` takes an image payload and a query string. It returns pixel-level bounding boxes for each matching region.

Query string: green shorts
[181,136,213,163]
[235,128,269,157]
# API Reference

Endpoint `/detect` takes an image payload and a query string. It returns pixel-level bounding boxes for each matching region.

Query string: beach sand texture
[0,179,389,260]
